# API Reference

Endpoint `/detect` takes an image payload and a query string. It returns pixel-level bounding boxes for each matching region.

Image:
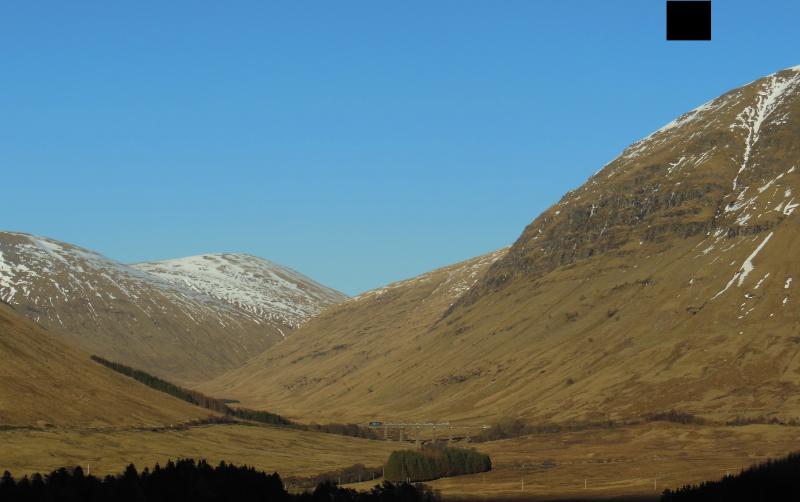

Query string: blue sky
[2,1,799,295]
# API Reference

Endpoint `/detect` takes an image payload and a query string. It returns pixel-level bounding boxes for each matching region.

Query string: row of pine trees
[0,459,440,502]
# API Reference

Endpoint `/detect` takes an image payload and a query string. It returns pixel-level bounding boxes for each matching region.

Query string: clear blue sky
[2,1,798,295]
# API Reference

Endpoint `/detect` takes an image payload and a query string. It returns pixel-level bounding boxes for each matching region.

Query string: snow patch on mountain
[711,231,774,300]
[0,232,261,325]
[730,71,800,190]
[132,254,346,329]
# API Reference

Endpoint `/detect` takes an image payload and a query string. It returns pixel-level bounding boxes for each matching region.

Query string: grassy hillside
[0,303,211,427]
[198,250,508,422]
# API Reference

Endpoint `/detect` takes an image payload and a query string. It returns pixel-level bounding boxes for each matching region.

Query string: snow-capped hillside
[0,232,258,324]
[132,254,346,329]
[0,232,340,384]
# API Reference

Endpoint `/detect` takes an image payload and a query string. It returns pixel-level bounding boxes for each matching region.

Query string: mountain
[0,301,210,426]
[202,65,800,424]
[199,249,508,420]
[0,232,344,384]
[131,254,346,331]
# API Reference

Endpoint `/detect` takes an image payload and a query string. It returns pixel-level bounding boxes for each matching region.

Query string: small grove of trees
[661,452,800,501]
[0,459,440,502]
[384,445,491,482]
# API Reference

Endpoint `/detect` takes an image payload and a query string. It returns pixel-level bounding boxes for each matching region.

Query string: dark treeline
[90,356,377,438]
[724,415,800,426]
[0,459,439,502]
[661,452,800,501]
[643,411,704,425]
[384,445,491,482]
[228,408,292,427]
[90,356,238,416]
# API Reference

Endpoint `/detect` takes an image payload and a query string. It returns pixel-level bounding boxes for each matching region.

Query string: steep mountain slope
[199,249,508,419]
[203,65,800,424]
[0,233,342,384]
[132,254,346,331]
[0,301,211,426]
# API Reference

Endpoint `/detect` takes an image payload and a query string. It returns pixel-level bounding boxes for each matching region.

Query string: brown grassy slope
[0,302,211,427]
[199,250,508,421]
[202,67,800,425]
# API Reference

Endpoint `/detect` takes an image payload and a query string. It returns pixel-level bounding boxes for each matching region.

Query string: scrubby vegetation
[724,415,800,426]
[285,464,383,490]
[472,417,624,442]
[473,412,708,442]
[661,452,800,501]
[644,410,705,425]
[303,423,379,439]
[0,459,440,502]
[384,445,491,482]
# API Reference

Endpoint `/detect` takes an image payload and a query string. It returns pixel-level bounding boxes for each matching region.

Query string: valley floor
[2,422,799,500]
[0,423,396,481]
[352,422,800,500]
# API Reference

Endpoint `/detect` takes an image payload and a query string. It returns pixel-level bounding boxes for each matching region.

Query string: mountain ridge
[132,252,346,331]
[0,231,344,384]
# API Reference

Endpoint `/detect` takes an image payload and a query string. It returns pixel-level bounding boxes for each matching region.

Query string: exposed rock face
[470,68,800,298]
[0,233,344,384]
[201,66,800,425]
